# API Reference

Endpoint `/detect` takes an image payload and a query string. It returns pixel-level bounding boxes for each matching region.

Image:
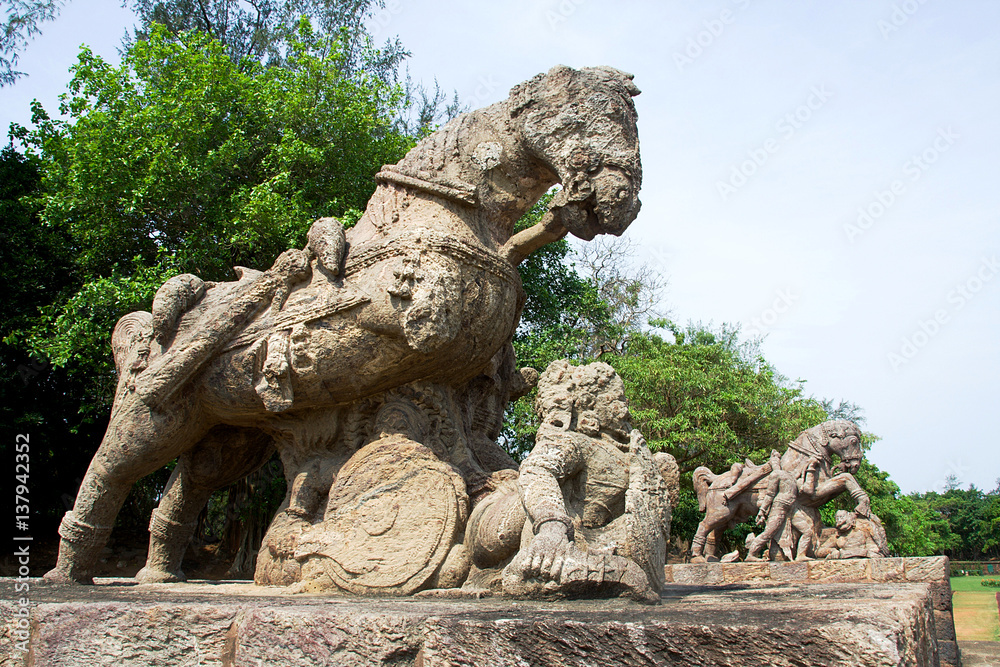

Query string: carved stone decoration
[690,420,881,563]
[43,65,646,595]
[293,437,469,595]
[816,509,890,560]
[466,361,678,604]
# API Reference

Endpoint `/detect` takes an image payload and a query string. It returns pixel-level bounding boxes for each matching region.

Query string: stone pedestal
[2,576,943,666]
[665,556,958,667]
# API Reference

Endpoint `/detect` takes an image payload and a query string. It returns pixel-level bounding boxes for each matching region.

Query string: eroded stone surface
[665,557,959,667]
[0,578,944,667]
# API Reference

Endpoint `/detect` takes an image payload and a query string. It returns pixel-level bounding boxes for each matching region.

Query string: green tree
[127,0,407,78]
[925,485,1000,560]
[821,460,957,556]
[9,22,410,393]
[607,322,828,474]
[0,145,112,542]
[126,1,460,137]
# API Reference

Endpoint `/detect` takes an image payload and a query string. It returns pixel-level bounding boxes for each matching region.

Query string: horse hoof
[43,567,92,585]
[135,566,186,584]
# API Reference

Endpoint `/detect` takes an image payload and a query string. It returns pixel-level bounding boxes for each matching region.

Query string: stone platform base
[2,577,944,667]
[665,556,958,667]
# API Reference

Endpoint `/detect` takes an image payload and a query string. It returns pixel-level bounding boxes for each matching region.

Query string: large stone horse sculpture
[45,65,644,593]
[690,420,872,563]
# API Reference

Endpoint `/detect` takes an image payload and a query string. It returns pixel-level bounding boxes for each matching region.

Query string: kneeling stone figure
[466,360,678,603]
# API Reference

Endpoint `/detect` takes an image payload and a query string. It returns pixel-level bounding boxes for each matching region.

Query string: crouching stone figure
[816,509,890,559]
[465,360,678,603]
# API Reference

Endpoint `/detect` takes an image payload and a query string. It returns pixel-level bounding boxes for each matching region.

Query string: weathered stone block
[1,578,943,667]
[722,562,770,584]
[702,562,725,585]
[927,581,953,611]
[937,639,959,667]
[933,609,956,641]
[808,558,870,582]
[769,561,808,583]
[905,556,948,582]
[670,564,705,585]
[869,557,906,582]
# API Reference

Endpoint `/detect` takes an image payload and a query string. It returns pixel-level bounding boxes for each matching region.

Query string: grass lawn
[951,576,1000,641]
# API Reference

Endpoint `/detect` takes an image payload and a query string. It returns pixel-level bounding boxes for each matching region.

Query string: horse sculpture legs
[813,473,871,516]
[690,498,738,562]
[45,390,210,583]
[135,426,274,583]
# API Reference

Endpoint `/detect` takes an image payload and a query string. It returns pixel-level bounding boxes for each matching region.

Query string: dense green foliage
[911,483,1000,560]
[127,0,408,79]
[605,323,828,473]
[9,22,410,396]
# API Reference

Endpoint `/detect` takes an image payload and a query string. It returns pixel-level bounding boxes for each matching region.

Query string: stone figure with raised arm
[744,449,820,561]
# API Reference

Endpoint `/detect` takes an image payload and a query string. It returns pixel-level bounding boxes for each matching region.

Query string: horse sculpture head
[509,65,642,241]
[814,419,864,474]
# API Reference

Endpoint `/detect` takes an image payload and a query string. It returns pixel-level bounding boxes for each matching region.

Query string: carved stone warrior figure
[816,509,890,560]
[743,449,820,561]
[691,420,876,563]
[45,65,648,598]
[465,361,679,603]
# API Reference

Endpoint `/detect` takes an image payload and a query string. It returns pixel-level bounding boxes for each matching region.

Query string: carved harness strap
[375,164,478,207]
[785,430,826,460]
[345,228,520,286]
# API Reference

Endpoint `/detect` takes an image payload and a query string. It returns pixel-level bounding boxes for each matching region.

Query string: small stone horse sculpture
[690,420,871,563]
[45,65,644,590]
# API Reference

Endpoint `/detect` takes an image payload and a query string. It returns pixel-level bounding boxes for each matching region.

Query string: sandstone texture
[1,577,944,666]
[665,556,959,667]
[467,361,678,603]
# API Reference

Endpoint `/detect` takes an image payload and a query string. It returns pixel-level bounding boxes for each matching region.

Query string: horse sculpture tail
[692,466,716,513]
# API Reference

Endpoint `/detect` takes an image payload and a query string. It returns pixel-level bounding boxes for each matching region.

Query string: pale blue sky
[4,0,998,493]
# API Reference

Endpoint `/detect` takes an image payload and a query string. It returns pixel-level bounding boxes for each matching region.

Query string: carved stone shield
[623,438,671,593]
[295,436,467,595]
